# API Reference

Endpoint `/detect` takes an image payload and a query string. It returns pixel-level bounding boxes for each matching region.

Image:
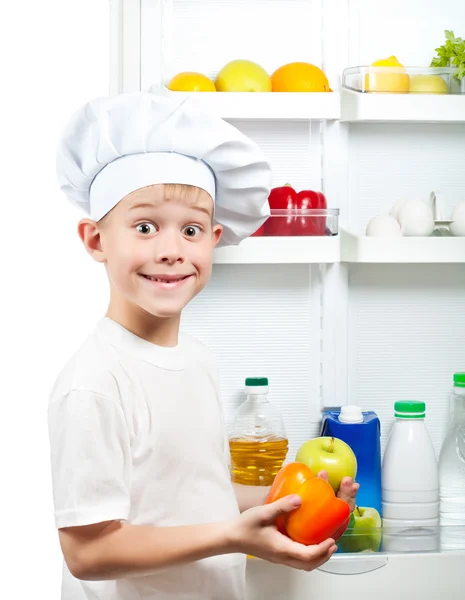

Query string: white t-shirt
[48,317,245,600]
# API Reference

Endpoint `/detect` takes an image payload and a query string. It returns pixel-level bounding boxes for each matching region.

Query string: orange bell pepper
[265,462,351,545]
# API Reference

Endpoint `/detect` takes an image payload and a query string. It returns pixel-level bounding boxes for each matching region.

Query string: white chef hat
[56,91,271,246]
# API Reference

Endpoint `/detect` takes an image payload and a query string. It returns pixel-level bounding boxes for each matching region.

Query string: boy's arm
[59,519,233,581]
[59,495,338,581]
[233,483,270,512]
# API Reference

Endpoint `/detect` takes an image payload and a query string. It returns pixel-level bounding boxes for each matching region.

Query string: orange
[271,62,332,92]
[167,72,216,92]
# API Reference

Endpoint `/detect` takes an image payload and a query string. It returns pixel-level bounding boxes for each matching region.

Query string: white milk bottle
[381,401,439,552]
[439,373,465,550]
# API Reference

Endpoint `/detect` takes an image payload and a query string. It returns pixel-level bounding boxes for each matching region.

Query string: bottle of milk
[438,373,465,550]
[381,401,439,552]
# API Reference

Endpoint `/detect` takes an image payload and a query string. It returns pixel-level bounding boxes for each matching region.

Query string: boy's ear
[212,224,223,248]
[77,219,106,263]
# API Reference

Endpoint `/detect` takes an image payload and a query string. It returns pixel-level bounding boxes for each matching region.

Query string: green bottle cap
[453,373,465,388]
[245,377,268,386]
[394,401,426,419]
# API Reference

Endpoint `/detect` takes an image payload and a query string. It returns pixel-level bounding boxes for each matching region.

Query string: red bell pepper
[265,462,350,546]
[294,190,327,236]
[264,185,328,236]
[265,184,296,236]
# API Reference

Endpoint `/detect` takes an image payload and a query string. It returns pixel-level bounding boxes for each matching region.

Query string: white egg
[450,201,465,236]
[390,198,408,220]
[398,199,435,236]
[450,221,465,236]
[366,215,402,237]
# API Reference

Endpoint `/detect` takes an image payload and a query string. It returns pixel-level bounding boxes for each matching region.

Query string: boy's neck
[106,304,181,347]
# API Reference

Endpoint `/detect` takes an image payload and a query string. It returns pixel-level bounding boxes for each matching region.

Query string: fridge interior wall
[116,0,465,459]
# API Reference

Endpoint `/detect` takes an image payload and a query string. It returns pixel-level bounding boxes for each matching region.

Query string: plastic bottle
[228,377,288,486]
[381,401,439,552]
[439,373,465,550]
[321,405,382,515]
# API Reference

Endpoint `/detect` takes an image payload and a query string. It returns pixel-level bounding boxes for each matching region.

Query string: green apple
[295,436,357,493]
[409,75,448,94]
[338,506,382,553]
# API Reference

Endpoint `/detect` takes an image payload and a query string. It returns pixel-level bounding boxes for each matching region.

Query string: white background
[1,1,110,596]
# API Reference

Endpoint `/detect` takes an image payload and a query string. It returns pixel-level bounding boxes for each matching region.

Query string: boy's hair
[98,183,211,228]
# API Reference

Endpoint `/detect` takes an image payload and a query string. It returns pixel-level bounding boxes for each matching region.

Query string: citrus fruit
[364,56,410,93]
[215,60,271,92]
[167,72,216,92]
[409,75,448,94]
[271,62,332,92]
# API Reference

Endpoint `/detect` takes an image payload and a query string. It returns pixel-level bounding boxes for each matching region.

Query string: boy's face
[83,184,222,320]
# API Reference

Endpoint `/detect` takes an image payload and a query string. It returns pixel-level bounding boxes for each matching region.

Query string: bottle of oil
[229,377,288,486]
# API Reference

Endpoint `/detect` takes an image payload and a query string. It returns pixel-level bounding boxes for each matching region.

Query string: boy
[49,92,358,600]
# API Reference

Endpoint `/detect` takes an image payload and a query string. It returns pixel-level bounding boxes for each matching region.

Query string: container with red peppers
[252,184,339,237]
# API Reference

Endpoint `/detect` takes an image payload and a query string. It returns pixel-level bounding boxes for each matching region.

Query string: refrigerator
[109,1,465,597]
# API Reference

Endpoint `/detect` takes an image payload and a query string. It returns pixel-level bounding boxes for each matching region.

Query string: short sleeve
[48,389,132,529]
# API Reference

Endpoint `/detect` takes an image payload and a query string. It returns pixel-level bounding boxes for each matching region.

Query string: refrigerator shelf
[340,229,465,263]
[213,230,465,264]
[341,87,465,123]
[150,86,340,121]
[213,235,340,264]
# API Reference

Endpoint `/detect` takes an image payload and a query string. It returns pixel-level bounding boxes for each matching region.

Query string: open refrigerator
[108,0,465,597]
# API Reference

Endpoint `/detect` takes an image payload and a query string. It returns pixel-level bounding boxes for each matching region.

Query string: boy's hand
[317,471,360,513]
[230,495,337,571]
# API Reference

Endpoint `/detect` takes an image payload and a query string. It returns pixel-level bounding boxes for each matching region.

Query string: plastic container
[381,401,439,552]
[228,377,288,486]
[439,373,465,550]
[256,209,339,237]
[321,406,382,515]
[342,66,457,94]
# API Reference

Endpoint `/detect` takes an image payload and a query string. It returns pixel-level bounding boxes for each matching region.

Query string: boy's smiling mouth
[139,273,193,288]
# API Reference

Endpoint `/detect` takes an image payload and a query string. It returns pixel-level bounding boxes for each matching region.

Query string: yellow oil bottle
[228,378,288,487]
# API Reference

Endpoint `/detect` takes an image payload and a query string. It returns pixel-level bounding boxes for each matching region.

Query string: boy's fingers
[337,477,359,512]
[317,470,328,481]
[286,543,337,571]
[263,494,302,522]
[283,537,335,562]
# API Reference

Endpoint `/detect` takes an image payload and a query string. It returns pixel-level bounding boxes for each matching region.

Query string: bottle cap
[394,401,425,419]
[338,405,364,423]
[245,377,268,386]
[453,373,465,388]
[245,377,269,394]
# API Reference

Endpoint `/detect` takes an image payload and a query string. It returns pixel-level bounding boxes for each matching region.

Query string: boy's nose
[155,231,185,265]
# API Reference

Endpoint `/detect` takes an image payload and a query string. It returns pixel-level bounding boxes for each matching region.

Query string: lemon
[167,72,216,92]
[409,75,448,94]
[215,60,272,92]
[365,55,410,93]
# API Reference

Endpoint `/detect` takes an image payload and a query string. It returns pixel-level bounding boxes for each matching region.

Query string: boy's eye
[136,223,156,235]
[183,225,202,237]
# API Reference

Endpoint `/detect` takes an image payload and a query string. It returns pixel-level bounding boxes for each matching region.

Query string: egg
[450,201,465,237]
[390,198,409,220]
[366,215,402,237]
[397,199,435,236]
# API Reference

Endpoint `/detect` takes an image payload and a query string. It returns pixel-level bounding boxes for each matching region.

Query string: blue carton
[321,408,382,515]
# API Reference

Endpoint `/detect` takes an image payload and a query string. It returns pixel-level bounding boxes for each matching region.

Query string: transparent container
[342,66,457,94]
[228,377,288,486]
[254,208,339,237]
[439,373,465,550]
[337,524,465,554]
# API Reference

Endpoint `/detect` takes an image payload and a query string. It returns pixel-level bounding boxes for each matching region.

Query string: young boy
[49,92,358,600]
